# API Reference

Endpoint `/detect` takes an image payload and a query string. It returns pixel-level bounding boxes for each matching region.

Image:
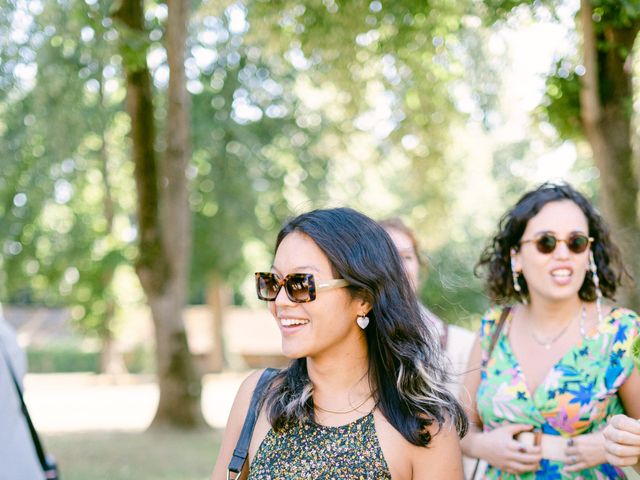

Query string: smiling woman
[460,182,640,479]
[211,207,468,480]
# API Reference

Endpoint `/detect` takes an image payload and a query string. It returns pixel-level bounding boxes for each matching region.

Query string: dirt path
[24,372,247,433]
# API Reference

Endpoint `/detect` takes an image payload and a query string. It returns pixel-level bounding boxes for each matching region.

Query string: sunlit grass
[45,428,222,480]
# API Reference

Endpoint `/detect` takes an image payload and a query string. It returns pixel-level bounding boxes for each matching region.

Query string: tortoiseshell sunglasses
[255,272,349,303]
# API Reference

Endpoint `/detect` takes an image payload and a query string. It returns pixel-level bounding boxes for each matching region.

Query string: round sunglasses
[255,272,349,303]
[519,232,593,254]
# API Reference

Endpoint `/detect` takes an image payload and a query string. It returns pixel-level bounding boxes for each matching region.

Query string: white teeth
[280,318,309,327]
[551,269,571,277]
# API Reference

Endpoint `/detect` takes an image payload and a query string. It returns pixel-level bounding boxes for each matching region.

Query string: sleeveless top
[477,306,639,479]
[248,411,392,479]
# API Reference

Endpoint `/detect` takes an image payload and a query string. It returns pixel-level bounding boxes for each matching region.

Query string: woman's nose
[553,240,571,259]
[274,284,295,306]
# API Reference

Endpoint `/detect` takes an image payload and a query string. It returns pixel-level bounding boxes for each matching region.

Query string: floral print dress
[477,306,639,479]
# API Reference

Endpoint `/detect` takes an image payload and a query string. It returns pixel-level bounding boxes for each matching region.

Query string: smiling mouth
[550,268,572,278]
[279,318,310,327]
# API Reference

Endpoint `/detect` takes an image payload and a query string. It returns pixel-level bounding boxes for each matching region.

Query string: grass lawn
[45,428,222,480]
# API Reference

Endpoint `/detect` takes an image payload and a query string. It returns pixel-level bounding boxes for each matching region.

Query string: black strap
[470,458,481,480]
[227,368,278,479]
[484,306,511,367]
[0,337,52,474]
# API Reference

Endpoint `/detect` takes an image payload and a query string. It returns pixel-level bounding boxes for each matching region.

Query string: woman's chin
[281,350,306,360]
[280,341,309,359]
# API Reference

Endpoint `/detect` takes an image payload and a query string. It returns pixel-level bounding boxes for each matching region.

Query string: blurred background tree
[0,0,131,372]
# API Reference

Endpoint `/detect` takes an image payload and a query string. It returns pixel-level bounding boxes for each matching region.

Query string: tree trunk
[98,64,126,375]
[99,312,127,374]
[113,0,203,428]
[206,273,229,373]
[579,0,640,311]
[152,0,202,428]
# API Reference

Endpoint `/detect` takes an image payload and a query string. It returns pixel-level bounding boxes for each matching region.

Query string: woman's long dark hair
[262,207,468,446]
[476,182,627,304]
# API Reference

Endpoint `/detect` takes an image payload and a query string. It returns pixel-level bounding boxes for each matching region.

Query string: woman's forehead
[273,232,333,273]
[385,228,414,252]
[525,200,588,232]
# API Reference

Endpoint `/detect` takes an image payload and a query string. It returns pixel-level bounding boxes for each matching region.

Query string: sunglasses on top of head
[518,232,593,255]
[255,272,349,303]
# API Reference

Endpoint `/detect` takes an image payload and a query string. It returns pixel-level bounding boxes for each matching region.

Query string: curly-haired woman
[460,182,639,479]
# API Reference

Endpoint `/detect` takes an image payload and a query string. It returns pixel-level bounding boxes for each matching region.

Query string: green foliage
[590,0,640,29]
[188,4,332,300]
[538,63,582,141]
[0,0,506,328]
[246,0,502,261]
[420,241,489,326]
[123,344,155,373]
[632,334,640,368]
[27,346,100,373]
[114,24,152,73]
[8,0,623,342]
[0,0,132,340]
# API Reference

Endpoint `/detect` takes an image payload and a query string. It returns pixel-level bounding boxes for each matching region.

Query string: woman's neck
[306,335,371,406]
[524,295,583,329]
[307,354,369,394]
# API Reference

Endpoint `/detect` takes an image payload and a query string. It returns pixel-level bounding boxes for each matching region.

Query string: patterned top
[477,306,639,480]
[248,411,391,479]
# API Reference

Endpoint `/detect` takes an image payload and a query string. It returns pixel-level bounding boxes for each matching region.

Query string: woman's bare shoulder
[237,369,268,400]
[210,369,271,480]
[411,421,464,479]
[374,412,463,480]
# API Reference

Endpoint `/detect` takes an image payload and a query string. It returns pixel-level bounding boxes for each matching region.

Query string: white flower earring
[510,249,527,304]
[356,314,369,329]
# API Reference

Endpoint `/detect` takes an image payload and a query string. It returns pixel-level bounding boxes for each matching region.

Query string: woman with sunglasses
[212,207,467,479]
[460,182,639,479]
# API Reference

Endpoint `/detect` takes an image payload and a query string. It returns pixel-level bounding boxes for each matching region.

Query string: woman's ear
[356,297,373,316]
[510,248,521,273]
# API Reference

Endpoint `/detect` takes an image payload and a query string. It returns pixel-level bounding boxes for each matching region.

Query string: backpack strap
[227,368,279,479]
[483,306,511,368]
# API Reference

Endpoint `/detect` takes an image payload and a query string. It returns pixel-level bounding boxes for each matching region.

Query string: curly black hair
[475,182,627,304]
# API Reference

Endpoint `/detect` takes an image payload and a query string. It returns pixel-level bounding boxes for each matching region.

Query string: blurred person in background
[212,207,467,479]
[0,304,46,480]
[460,182,640,479]
[380,217,474,397]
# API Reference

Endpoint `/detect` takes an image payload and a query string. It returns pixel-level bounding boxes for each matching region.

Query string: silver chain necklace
[530,303,586,350]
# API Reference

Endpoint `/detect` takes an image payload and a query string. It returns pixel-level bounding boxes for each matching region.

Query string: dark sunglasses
[255,272,349,303]
[519,232,593,254]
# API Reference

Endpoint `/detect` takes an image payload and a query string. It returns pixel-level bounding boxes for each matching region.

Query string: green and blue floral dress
[478,306,639,479]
